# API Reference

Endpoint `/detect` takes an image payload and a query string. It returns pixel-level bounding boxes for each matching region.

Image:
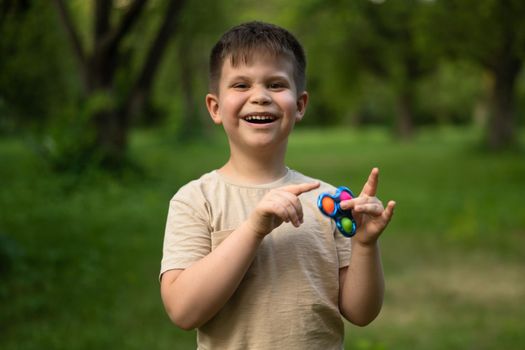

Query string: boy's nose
[250,87,271,105]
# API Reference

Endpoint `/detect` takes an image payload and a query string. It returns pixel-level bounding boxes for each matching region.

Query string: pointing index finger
[281,181,320,196]
[360,167,379,197]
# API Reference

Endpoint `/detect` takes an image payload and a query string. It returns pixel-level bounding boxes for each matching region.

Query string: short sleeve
[160,186,212,278]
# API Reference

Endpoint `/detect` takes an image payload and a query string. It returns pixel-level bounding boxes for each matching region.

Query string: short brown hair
[209,21,306,94]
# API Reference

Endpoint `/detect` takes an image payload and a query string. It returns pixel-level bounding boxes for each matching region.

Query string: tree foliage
[0,0,523,169]
[51,0,186,169]
[0,1,77,132]
[428,0,525,149]
[295,0,453,136]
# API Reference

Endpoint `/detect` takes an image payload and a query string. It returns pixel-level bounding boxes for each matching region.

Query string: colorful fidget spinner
[317,186,357,237]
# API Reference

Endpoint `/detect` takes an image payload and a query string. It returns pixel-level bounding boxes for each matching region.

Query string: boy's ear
[206,93,222,124]
[295,91,309,122]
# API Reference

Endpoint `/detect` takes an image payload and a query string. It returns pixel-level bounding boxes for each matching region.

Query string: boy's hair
[209,21,306,94]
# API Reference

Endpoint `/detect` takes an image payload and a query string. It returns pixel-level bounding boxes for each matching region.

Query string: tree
[172,0,228,140]
[293,0,437,137]
[431,0,525,150]
[348,0,439,138]
[52,0,186,168]
[0,1,75,132]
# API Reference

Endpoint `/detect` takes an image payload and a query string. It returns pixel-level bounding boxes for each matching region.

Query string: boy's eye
[232,83,249,89]
[269,82,287,90]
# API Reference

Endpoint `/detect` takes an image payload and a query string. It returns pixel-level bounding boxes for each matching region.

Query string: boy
[160,21,396,349]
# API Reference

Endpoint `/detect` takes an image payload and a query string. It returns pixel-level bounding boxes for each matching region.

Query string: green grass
[1,126,524,349]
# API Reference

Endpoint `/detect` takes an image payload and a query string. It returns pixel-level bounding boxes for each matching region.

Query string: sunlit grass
[1,126,524,349]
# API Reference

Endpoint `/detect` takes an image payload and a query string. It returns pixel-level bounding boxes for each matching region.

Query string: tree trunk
[126,0,185,125]
[487,59,522,150]
[177,36,202,140]
[395,88,415,139]
[94,109,128,167]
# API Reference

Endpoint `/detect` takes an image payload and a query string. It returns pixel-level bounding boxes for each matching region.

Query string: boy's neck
[219,149,288,185]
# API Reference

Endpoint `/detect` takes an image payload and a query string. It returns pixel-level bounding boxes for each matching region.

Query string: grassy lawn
[1,126,524,349]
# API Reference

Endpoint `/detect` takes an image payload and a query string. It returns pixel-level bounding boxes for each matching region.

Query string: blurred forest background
[1,0,524,349]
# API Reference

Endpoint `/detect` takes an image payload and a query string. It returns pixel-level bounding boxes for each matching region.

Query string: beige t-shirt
[161,169,351,350]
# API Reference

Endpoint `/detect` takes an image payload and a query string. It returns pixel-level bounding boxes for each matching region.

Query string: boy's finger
[339,198,359,210]
[272,198,302,227]
[275,191,304,225]
[382,200,396,222]
[354,203,384,216]
[281,181,320,196]
[360,168,379,197]
[341,194,381,211]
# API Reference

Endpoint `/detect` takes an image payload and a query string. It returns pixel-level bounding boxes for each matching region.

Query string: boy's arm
[161,220,263,330]
[337,168,395,326]
[160,182,320,330]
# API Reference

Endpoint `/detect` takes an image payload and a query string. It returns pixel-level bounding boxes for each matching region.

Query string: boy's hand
[247,182,320,239]
[340,168,395,246]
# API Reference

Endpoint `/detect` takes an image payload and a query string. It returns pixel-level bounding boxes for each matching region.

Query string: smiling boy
[160,21,395,349]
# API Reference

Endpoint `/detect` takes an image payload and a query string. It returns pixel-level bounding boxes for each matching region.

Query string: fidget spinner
[317,186,357,237]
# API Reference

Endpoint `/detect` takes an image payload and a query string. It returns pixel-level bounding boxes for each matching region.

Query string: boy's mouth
[242,114,277,124]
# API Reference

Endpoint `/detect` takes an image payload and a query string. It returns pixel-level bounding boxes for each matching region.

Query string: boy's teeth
[244,115,275,122]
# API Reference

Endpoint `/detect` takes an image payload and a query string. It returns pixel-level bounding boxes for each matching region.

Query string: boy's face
[206,53,308,155]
